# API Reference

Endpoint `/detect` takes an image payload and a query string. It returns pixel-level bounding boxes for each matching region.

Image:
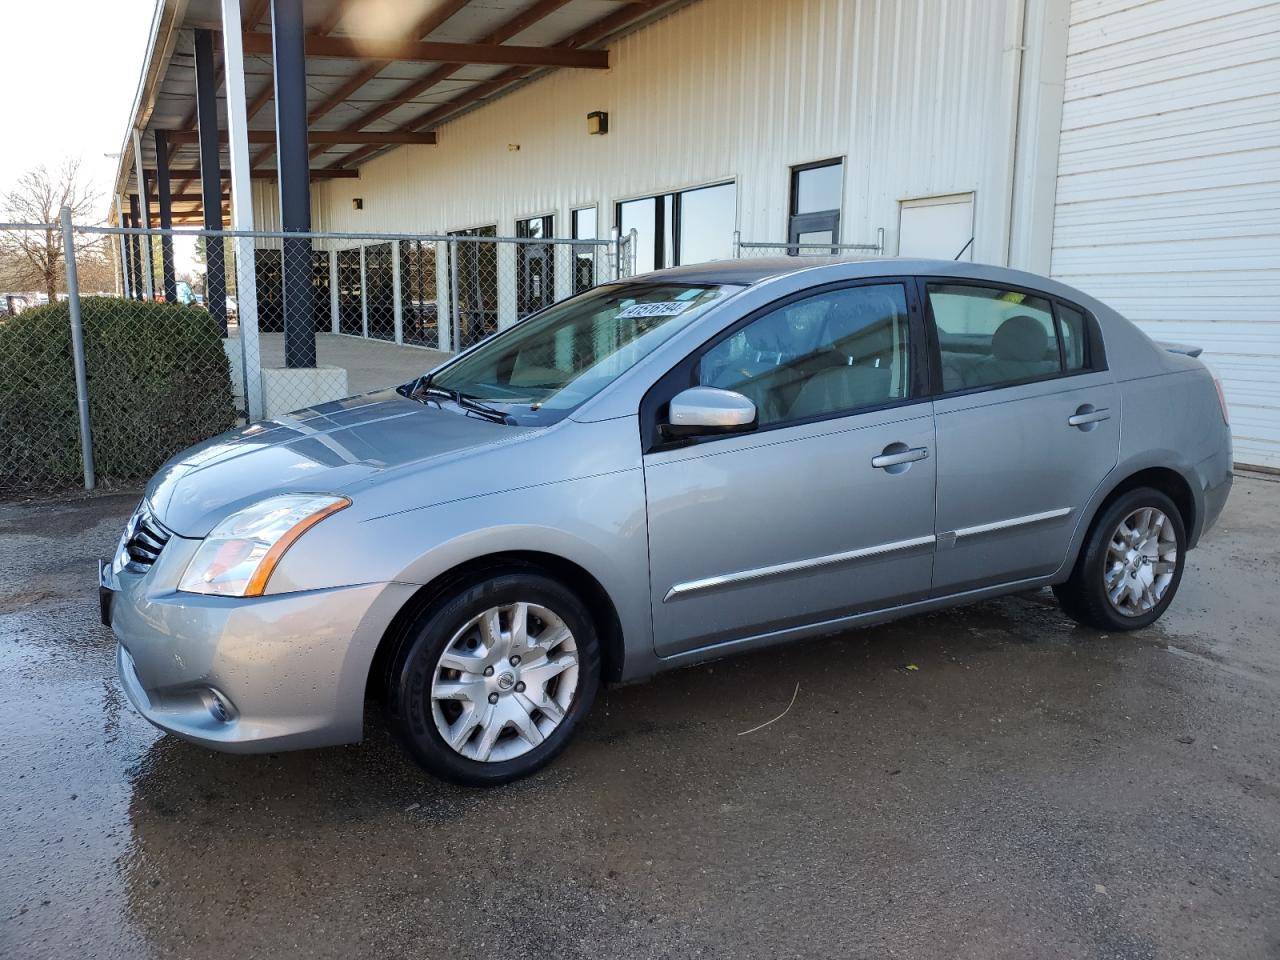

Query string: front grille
[124,506,172,569]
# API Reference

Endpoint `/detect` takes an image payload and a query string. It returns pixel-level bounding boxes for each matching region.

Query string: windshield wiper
[400,373,513,424]
[417,381,511,424]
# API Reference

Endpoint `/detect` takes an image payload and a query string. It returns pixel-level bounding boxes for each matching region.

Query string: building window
[616,181,736,273]
[788,159,843,254]
[617,196,659,274]
[516,214,556,318]
[449,224,498,349]
[571,206,597,294]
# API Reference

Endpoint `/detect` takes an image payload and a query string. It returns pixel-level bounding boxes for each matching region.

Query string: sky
[0,0,156,219]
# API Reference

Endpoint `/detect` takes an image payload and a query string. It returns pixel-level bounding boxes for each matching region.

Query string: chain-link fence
[0,213,637,497]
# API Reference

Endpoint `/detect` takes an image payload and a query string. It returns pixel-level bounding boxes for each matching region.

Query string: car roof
[620,256,862,285]
[616,257,1113,314]
[624,255,1075,287]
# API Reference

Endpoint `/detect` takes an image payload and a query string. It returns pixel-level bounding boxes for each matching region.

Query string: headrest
[992,314,1048,362]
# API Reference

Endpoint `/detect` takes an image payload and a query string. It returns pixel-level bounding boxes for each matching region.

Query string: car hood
[146,390,536,536]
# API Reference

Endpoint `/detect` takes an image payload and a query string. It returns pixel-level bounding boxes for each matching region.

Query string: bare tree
[0,158,102,301]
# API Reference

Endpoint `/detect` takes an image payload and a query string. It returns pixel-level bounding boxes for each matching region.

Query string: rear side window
[928,283,1060,391]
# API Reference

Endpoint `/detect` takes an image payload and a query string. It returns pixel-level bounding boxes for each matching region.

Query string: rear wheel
[386,571,601,785]
[1054,487,1186,631]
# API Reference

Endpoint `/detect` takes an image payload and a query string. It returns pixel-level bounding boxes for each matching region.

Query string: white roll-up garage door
[1050,0,1280,468]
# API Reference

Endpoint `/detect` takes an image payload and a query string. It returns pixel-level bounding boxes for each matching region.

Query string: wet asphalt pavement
[2,478,1278,959]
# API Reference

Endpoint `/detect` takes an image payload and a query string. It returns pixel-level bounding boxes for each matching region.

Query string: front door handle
[1067,405,1111,429]
[871,444,930,469]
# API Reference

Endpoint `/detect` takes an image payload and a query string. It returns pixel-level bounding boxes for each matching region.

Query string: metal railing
[733,227,886,257]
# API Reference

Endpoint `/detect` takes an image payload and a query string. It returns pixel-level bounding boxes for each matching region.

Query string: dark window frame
[515,213,557,318]
[615,179,736,270]
[571,205,598,240]
[640,277,931,453]
[915,276,1108,400]
[571,205,600,294]
[788,158,844,254]
[447,223,500,349]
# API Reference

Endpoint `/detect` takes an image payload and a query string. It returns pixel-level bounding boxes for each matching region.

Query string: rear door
[642,280,937,658]
[924,281,1119,594]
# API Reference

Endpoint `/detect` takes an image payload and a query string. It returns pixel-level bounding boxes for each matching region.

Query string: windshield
[421,282,735,425]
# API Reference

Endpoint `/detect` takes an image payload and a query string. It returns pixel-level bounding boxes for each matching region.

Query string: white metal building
[115,0,1280,466]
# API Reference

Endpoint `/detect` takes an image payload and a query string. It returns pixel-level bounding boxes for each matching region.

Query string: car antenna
[954,236,975,261]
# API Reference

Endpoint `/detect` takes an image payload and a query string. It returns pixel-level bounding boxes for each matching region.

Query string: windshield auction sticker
[616,301,693,319]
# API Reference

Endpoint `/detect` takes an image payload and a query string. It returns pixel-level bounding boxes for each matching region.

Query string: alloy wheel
[430,601,580,762]
[1104,506,1179,617]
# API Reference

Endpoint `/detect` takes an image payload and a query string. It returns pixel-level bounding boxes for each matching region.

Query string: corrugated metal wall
[314,0,1024,265]
[1051,0,1280,468]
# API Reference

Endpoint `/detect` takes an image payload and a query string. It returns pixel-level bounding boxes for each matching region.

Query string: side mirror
[661,386,758,439]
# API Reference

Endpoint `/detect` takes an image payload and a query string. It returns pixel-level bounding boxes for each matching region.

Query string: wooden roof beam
[315,0,574,163]
[148,166,360,180]
[240,32,608,68]
[169,129,437,145]
[335,1,665,169]
[250,0,471,170]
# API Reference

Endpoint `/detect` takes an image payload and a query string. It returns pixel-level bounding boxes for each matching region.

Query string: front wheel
[385,571,601,785]
[1054,487,1187,631]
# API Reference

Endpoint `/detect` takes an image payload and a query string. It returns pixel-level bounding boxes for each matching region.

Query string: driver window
[698,284,911,426]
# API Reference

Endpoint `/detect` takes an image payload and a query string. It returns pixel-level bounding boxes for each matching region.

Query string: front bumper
[102,546,416,753]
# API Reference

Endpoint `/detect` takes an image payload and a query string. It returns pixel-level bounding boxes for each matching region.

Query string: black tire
[385,569,601,786]
[1054,487,1187,631]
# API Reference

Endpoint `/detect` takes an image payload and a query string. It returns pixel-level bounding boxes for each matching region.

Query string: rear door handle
[1067,406,1111,428]
[871,445,930,469]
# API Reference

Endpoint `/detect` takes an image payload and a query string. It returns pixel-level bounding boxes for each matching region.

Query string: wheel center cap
[496,672,515,691]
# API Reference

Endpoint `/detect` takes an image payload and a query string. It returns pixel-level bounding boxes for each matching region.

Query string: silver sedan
[101,258,1233,784]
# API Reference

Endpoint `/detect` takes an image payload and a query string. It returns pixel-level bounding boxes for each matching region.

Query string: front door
[924,281,1121,593]
[643,281,937,658]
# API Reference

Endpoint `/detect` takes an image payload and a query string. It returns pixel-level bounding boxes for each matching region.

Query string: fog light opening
[203,689,236,724]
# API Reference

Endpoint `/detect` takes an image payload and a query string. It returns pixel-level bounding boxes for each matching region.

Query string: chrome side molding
[663,534,936,602]
[952,506,1072,540]
[664,508,1072,601]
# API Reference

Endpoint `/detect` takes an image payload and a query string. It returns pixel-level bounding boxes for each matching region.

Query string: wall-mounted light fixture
[352,198,363,210]
[587,111,609,135]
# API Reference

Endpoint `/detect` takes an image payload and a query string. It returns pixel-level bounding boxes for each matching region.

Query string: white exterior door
[1050,0,1280,468]
[899,194,975,262]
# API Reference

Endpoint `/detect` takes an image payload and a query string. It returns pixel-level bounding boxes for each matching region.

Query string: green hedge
[0,297,237,494]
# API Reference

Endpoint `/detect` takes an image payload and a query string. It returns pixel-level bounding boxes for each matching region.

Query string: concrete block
[259,365,350,420]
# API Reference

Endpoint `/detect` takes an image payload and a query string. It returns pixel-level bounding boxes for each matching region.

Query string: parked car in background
[100,258,1232,785]
[3,293,31,316]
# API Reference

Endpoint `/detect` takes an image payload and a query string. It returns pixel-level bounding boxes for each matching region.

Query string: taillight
[1213,377,1229,425]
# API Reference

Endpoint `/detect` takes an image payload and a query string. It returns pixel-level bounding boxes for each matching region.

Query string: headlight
[178,494,350,597]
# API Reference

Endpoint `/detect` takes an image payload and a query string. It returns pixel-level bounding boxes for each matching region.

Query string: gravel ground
[2,476,1278,959]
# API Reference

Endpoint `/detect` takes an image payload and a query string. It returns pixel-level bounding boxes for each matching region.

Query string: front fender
[277,468,655,680]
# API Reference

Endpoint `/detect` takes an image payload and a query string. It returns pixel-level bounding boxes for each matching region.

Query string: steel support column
[117,197,134,299]
[272,0,316,368]
[153,131,178,303]
[127,195,143,300]
[220,0,264,421]
[132,130,155,300]
[194,28,228,334]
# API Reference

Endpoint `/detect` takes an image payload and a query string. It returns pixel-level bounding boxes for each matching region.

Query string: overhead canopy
[115,0,689,224]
